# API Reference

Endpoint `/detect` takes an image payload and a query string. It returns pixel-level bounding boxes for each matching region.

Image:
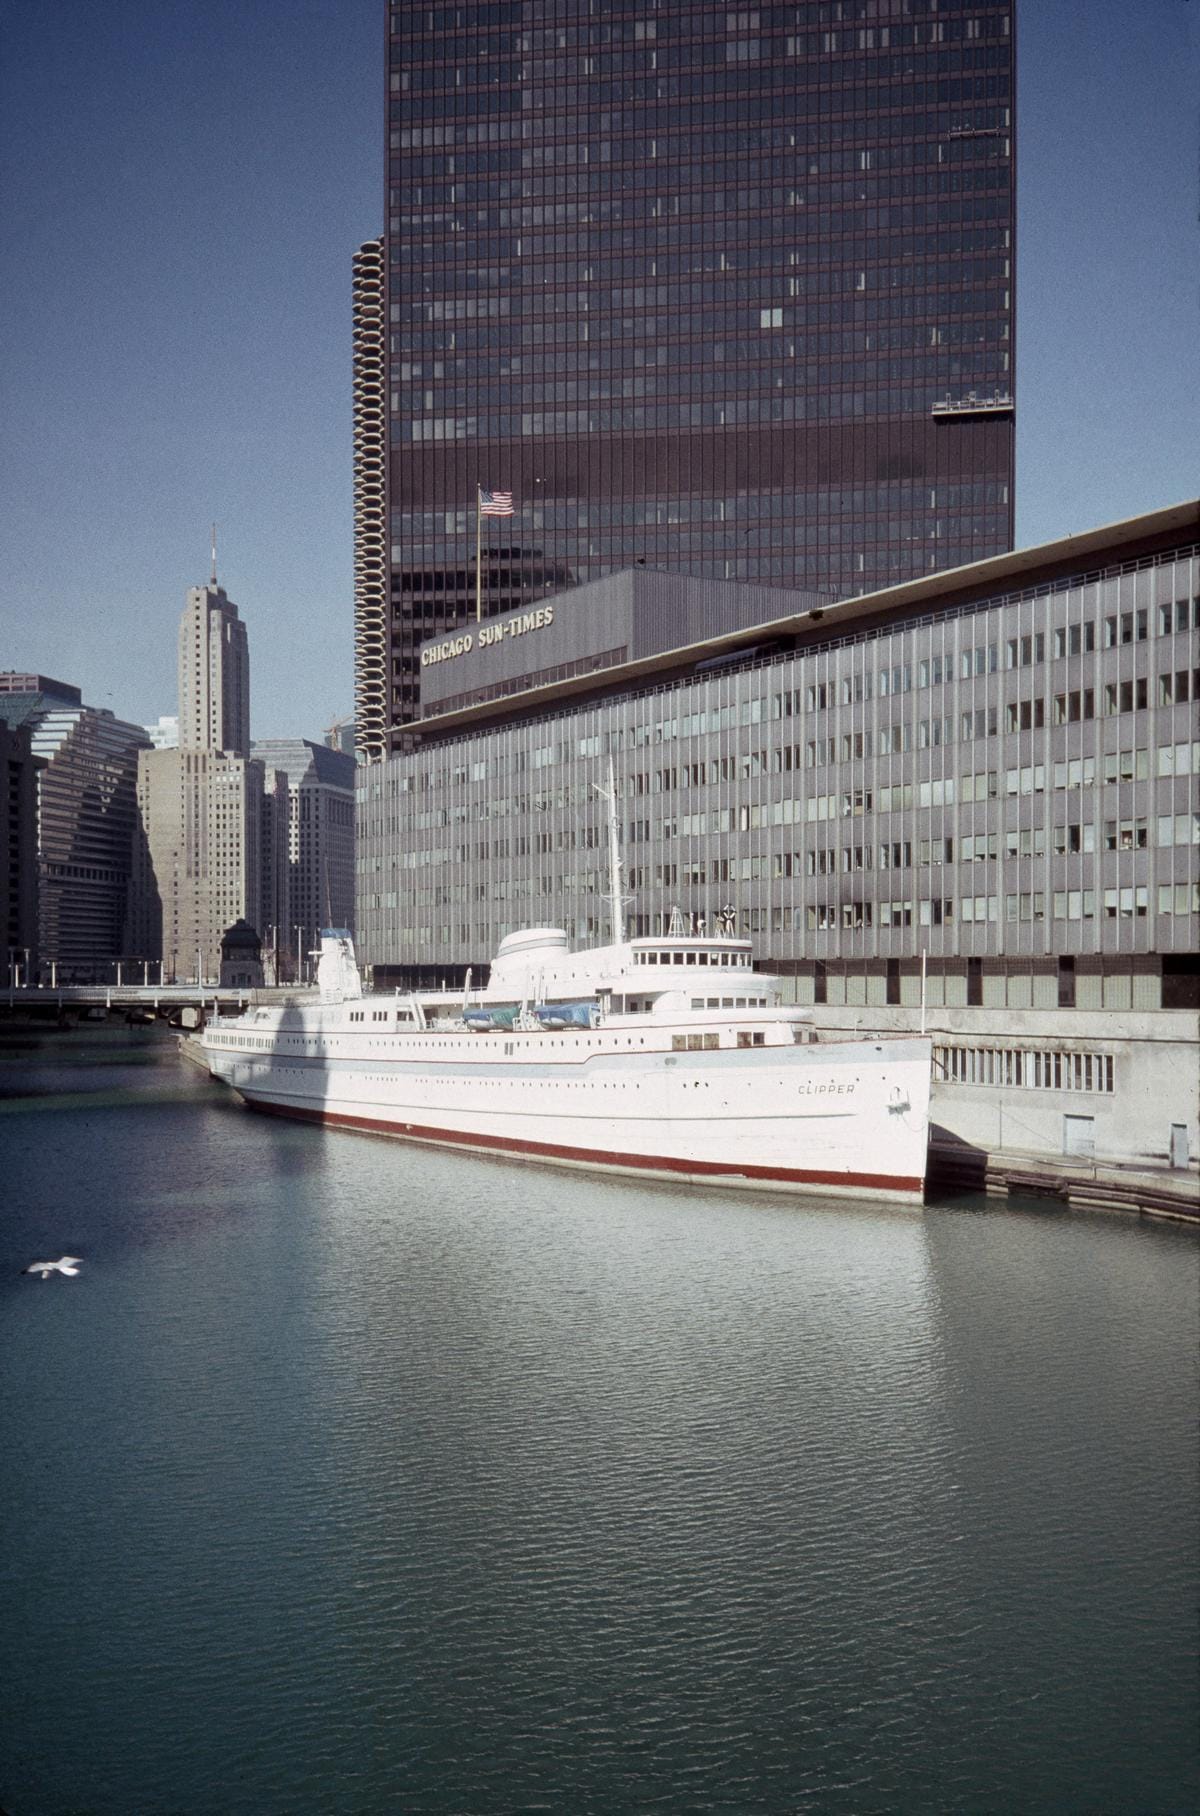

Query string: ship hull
[202,1035,931,1204]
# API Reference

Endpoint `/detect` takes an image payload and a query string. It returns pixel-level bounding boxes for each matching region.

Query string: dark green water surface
[1,1027,1197,1815]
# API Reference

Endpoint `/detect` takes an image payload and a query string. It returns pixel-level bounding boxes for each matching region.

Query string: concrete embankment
[177,1034,212,1072]
[807,1004,1199,1223]
[927,1141,1198,1222]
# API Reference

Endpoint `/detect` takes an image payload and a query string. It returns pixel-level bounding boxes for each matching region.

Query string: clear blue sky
[1,0,1196,740]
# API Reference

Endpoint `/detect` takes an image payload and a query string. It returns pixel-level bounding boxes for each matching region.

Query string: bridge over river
[0,984,316,1025]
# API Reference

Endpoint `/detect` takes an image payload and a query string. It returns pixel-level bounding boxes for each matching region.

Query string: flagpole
[475,484,483,622]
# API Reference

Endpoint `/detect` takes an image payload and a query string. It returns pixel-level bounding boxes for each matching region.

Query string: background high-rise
[364,0,1016,750]
[178,582,250,757]
[133,580,264,980]
[0,673,149,976]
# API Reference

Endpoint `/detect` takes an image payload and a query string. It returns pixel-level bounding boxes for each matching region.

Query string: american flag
[478,487,514,517]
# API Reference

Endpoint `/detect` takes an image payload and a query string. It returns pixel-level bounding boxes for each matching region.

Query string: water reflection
[0,1033,1196,1815]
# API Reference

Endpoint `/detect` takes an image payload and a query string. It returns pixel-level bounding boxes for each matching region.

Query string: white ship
[199,916,931,1204]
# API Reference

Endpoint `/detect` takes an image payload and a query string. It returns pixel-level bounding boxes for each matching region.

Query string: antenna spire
[592,756,627,946]
[210,523,218,587]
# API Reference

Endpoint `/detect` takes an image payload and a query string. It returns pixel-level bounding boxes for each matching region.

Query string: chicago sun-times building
[356,501,1199,1176]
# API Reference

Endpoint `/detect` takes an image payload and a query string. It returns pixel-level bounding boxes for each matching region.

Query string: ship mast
[594,756,626,946]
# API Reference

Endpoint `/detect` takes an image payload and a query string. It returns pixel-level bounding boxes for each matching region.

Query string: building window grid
[360,537,1197,968]
[935,1044,1115,1094]
[381,1,1016,731]
[417,543,1200,748]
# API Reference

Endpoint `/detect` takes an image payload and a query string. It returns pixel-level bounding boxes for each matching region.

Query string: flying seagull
[24,1256,82,1279]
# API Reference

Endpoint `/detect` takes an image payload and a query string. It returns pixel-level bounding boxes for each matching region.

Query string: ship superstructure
[200,922,931,1202]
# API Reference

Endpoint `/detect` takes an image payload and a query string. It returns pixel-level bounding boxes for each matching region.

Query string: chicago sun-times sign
[420,603,555,669]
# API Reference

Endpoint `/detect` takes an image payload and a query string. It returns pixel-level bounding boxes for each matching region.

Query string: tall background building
[361,0,1015,751]
[1,717,41,981]
[132,582,265,981]
[0,673,149,977]
[251,739,357,978]
[353,238,389,761]
[179,581,250,755]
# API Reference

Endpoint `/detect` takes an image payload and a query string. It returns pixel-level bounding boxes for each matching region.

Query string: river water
[1,1026,1196,1816]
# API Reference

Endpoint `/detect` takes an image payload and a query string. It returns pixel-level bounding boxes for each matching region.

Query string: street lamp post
[294,925,304,986]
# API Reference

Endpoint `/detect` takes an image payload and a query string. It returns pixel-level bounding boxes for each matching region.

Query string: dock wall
[810,1004,1198,1219]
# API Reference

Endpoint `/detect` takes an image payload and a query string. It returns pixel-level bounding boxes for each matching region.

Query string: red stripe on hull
[240,1094,925,1200]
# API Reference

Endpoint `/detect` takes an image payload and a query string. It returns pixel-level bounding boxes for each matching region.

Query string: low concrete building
[219,918,264,988]
[804,1000,1199,1193]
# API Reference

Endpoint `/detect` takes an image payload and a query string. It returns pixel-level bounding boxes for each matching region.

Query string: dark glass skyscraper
[363,0,1015,752]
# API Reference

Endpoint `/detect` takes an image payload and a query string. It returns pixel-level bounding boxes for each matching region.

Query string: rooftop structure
[146,714,179,750]
[0,674,81,704]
